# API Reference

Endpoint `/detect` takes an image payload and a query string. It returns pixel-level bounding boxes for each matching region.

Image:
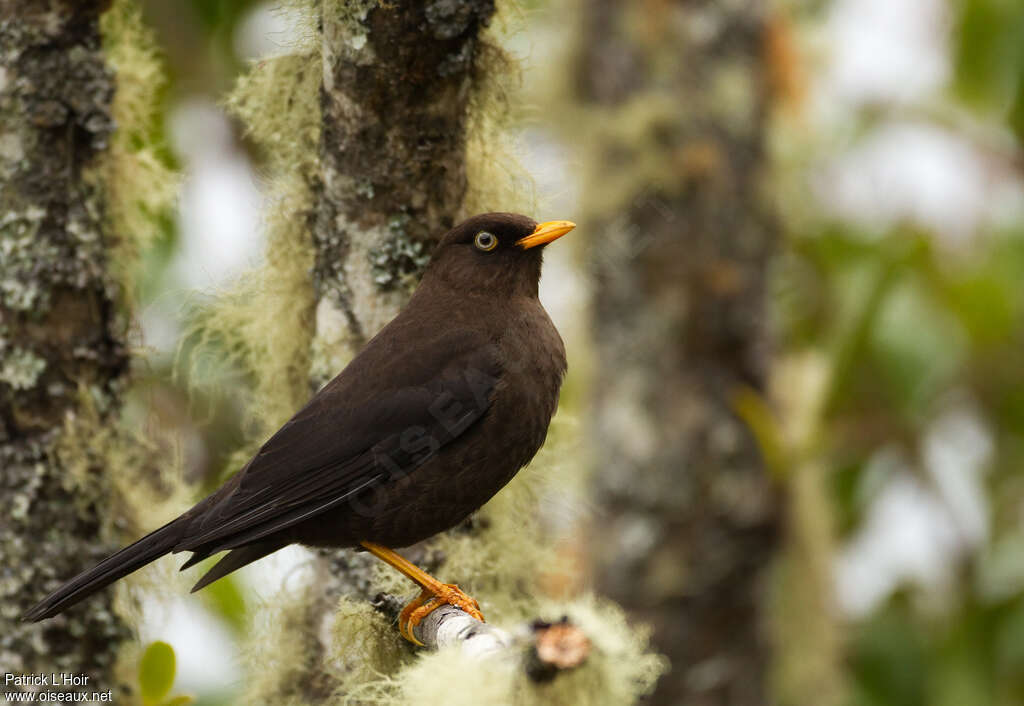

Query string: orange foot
[359,541,487,647]
[398,583,485,646]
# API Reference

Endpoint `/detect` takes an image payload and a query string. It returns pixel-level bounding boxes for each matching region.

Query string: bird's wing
[176,328,501,554]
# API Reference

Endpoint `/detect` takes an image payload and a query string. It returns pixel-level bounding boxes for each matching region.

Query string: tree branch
[410,605,592,684]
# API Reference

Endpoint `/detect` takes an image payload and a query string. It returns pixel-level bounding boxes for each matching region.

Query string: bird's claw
[398,583,485,646]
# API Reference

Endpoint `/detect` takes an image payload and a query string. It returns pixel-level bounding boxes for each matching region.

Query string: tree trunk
[572,2,781,704]
[0,0,131,695]
[313,0,495,368]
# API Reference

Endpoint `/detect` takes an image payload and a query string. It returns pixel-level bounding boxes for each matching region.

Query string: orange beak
[516,220,576,249]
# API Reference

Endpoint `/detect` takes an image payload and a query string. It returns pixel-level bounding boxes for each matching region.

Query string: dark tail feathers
[189,540,285,593]
[22,518,185,622]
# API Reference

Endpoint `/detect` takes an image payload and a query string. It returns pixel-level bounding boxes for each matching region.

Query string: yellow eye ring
[474,231,498,251]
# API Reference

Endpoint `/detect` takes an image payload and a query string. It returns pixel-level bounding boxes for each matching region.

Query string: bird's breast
[488,300,567,457]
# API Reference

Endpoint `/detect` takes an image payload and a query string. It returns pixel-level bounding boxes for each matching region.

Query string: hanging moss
[99,0,179,304]
[461,8,536,220]
[334,595,665,706]
[186,18,321,438]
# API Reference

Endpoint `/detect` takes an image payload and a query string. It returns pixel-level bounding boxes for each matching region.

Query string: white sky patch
[521,128,585,342]
[137,596,241,696]
[815,122,999,242]
[138,99,265,352]
[835,404,994,617]
[168,99,265,293]
[835,453,961,617]
[923,403,993,550]
[234,1,309,60]
[239,544,317,601]
[816,0,950,114]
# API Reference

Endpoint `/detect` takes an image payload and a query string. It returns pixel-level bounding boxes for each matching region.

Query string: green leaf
[953,0,1024,110]
[868,278,967,418]
[201,572,247,634]
[160,696,194,706]
[139,641,176,706]
[850,596,928,706]
[1009,69,1024,145]
[732,386,787,478]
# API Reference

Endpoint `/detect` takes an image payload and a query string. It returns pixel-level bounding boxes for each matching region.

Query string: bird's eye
[474,231,498,252]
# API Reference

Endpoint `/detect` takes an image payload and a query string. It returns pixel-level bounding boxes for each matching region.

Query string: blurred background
[80,0,1024,704]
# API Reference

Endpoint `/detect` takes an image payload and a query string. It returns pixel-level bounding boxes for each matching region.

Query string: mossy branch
[413,604,512,653]
[411,606,592,683]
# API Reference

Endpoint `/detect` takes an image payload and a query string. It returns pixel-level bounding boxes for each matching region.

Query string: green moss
[462,6,536,219]
[186,25,321,437]
[99,0,179,303]
[330,597,409,693]
[225,52,321,173]
[239,590,325,706]
[338,595,666,706]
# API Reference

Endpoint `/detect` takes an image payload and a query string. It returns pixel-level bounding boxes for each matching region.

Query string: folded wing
[175,328,502,559]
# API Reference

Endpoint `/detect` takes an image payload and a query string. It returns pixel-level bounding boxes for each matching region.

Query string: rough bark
[311,0,496,383]
[0,0,131,696]
[572,1,781,704]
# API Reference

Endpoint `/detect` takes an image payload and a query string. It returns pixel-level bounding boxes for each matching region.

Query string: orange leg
[361,541,485,646]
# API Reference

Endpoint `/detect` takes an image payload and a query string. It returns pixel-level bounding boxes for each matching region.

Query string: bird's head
[424,212,576,297]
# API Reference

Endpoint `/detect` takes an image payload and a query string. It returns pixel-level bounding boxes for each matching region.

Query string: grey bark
[311,0,496,380]
[572,2,781,704]
[0,0,131,696]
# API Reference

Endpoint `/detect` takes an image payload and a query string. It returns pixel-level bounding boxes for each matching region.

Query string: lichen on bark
[0,0,130,693]
[313,0,496,370]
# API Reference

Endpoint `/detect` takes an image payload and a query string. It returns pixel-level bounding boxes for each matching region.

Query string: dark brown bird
[24,212,574,643]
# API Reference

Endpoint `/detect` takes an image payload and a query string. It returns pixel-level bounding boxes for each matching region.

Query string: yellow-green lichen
[239,587,325,706]
[339,595,666,706]
[99,0,180,303]
[329,597,409,693]
[185,18,321,442]
[461,5,537,220]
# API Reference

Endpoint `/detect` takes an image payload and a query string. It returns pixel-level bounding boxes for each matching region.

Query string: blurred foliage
[772,1,1024,704]
[199,572,248,635]
[782,204,1024,706]
[849,590,1024,706]
[186,0,260,30]
[953,0,1024,140]
[139,641,192,706]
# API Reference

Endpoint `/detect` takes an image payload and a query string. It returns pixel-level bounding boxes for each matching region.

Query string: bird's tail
[21,517,186,622]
